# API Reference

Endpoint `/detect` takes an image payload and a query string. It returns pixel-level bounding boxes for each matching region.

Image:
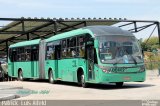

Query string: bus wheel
[18,70,23,81]
[116,82,123,87]
[49,71,56,84]
[81,74,88,88]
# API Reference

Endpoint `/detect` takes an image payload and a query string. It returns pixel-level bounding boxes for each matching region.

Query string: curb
[0,94,19,101]
[0,86,23,90]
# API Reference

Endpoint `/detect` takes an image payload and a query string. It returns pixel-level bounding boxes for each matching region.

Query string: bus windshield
[98,35,143,64]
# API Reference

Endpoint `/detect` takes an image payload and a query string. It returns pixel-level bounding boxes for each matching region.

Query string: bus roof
[46,28,93,42]
[9,26,134,47]
[9,39,41,48]
[84,26,134,36]
[46,25,134,42]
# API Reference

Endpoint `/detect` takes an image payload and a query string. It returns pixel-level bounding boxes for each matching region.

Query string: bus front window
[98,35,143,64]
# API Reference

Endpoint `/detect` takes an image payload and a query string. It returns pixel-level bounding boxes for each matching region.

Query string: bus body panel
[45,58,89,83]
[17,62,31,78]
[12,61,39,78]
[31,61,39,78]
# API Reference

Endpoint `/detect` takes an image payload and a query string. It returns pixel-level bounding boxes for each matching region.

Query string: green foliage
[144,52,160,70]
[141,36,160,70]
[141,42,148,51]
[141,36,160,51]
[144,36,158,45]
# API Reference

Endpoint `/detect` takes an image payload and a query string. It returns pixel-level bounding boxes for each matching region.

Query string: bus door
[31,46,38,77]
[86,45,95,81]
[55,45,61,79]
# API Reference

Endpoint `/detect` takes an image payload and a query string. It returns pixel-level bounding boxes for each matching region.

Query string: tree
[141,36,160,51]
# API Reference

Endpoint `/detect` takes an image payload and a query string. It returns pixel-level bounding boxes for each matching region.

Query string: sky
[0,0,160,40]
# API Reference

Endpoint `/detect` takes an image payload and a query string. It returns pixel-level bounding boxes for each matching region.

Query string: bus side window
[11,49,17,62]
[13,52,17,62]
[69,37,77,57]
[46,44,55,60]
[79,47,85,57]
[66,38,72,57]
[21,48,25,61]
[77,36,85,46]
[17,47,25,61]
[24,46,31,61]
[17,48,20,61]
[55,45,61,59]
[61,39,67,58]
[31,46,39,61]
[51,46,55,59]
[77,35,85,57]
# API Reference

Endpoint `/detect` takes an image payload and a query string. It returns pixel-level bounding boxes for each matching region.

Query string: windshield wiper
[128,54,137,65]
[125,49,137,65]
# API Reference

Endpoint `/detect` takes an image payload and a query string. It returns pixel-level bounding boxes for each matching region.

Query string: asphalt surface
[0,70,159,100]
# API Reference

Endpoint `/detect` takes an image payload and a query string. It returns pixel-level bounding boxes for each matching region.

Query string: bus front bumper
[98,71,146,83]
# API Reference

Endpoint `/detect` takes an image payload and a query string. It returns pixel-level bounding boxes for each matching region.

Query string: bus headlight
[102,68,112,73]
[102,69,108,73]
[99,65,111,73]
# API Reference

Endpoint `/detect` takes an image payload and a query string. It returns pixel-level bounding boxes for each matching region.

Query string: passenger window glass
[17,47,25,61]
[24,46,31,61]
[62,40,66,48]
[46,44,55,60]
[10,48,17,62]
[31,45,39,61]
[77,35,87,57]
[77,36,85,46]
[61,39,67,58]
[67,37,77,57]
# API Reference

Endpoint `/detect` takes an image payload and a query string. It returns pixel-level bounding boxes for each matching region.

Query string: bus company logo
[142,100,159,106]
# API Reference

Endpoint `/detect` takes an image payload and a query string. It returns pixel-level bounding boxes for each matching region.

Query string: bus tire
[81,73,88,88]
[18,70,23,81]
[49,71,56,84]
[77,69,88,88]
[116,82,123,87]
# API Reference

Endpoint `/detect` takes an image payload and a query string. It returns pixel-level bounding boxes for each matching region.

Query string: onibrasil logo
[142,100,159,106]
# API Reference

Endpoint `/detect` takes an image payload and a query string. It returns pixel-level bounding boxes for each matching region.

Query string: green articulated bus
[8,26,146,87]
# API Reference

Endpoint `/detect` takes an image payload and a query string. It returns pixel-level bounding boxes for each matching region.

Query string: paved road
[0,77,160,100]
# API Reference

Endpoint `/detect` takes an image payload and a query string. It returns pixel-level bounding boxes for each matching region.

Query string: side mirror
[94,39,99,48]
